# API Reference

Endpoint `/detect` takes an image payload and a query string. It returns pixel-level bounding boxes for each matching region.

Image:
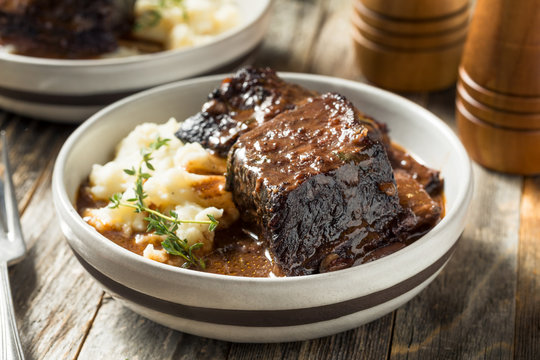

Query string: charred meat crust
[227,93,415,275]
[175,67,318,157]
[0,0,135,58]
[175,67,444,276]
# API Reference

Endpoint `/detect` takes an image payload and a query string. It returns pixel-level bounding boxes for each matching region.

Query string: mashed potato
[133,0,240,50]
[83,118,239,263]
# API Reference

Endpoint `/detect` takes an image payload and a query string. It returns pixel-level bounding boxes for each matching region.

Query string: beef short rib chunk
[394,169,442,237]
[0,0,135,58]
[387,144,444,196]
[226,93,413,276]
[176,67,317,157]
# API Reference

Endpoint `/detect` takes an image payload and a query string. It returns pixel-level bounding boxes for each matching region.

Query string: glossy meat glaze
[228,93,418,275]
[177,67,443,276]
[176,67,318,157]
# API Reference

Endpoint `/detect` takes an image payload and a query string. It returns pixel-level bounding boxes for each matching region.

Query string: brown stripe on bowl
[70,240,458,328]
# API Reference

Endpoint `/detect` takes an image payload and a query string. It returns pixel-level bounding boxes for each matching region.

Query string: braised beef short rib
[226,93,416,276]
[175,67,317,157]
[176,67,443,276]
[0,0,135,58]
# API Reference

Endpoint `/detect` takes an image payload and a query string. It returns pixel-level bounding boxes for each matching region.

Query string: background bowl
[0,0,271,123]
[52,73,473,343]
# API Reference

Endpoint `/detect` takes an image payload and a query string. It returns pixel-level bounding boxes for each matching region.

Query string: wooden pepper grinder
[351,0,470,92]
[456,0,540,174]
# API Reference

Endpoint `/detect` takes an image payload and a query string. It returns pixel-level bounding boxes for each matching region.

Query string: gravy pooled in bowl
[77,68,445,277]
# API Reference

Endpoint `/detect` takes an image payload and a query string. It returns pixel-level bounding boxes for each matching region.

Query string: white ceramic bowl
[52,73,473,343]
[0,0,271,123]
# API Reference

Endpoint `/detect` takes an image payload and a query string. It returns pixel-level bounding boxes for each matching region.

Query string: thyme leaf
[108,137,218,269]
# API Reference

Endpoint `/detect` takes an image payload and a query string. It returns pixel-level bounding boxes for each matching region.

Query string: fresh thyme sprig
[109,137,218,269]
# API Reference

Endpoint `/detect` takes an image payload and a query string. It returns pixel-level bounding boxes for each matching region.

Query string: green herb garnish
[135,0,188,30]
[135,9,162,31]
[109,137,218,269]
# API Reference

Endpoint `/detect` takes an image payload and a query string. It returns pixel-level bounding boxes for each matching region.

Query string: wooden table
[2,1,538,358]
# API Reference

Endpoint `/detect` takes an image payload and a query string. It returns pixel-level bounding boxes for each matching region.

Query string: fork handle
[0,261,25,360]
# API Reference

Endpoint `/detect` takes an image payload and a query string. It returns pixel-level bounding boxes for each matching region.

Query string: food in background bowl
[0,0,270,122]
[133,0,240,52]
[0,0,136,58]
[77,67,445,277]
[0,0,240,59]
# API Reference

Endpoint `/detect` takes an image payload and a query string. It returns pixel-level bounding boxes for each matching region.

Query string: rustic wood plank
[388,85,521,359]
[78,295,182,360]
[77,294,232,360]
[170,333,231,360]
[4,122,105,360]
[307,0,363,80]
[514,176,540,358]
[9,152,106,360]
[227,314,394,360]
[1,114,75,212]
[389,165,521,359]
[252,0,325,72]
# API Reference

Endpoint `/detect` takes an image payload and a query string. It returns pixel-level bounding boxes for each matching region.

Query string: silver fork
[0,131,26,360]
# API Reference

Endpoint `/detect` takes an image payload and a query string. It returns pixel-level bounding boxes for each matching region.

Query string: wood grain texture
[456,100,540,175]
[389,85,522,359]
[252,0,325,72]
[227,314,394,360]
[390,165,521,359]
[0,116,75,212]
[9,131,105,360]
[352,13,468,50]
[456,0,540,175]
[79,295,235,360]
[457,82,540,130]
[308,1,363,81]
[461,0,540,96]
[514,177,540,359]
[458,68,540,115]
[352,27,463,92]
[353,0,470,36]
[360,0,469,19]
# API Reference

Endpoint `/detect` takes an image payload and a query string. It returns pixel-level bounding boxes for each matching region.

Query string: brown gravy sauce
[76,146,444,278]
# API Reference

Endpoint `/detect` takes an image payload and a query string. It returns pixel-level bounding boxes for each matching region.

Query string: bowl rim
[52,72,473,285]
[0,0,272,68]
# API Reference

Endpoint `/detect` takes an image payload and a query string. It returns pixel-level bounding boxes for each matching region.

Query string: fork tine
[1,131,25,249]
